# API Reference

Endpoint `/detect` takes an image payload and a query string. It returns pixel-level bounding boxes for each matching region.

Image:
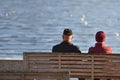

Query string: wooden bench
[23,52,120,79]
[0,72,69,80]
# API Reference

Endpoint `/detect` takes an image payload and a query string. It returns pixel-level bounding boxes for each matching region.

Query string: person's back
[52,28,81,53]
[52,29,84,80]
[88,31,112,80]
[88,31,112,54]
[88,42,112,54]
[52,41,81,53]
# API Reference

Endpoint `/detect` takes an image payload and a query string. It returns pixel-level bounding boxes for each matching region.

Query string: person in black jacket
[52,28,81,53]
[52,28,84,80]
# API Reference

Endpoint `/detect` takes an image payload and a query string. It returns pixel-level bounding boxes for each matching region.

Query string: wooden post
[23,52,28,71]
[58,54,61,69]
[91,55,94,80]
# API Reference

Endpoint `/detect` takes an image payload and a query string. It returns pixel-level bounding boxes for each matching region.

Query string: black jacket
[52,41,81,53]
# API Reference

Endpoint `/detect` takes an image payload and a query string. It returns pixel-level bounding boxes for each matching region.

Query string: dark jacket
[88,42,112,54]
[52,41,81,53]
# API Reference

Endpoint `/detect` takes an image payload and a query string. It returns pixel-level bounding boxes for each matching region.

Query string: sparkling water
[0,0,120,59]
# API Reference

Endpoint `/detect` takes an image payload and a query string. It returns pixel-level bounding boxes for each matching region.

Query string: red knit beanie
[95,31,106,42]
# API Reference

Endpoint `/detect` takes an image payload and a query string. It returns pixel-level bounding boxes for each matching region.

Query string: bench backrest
[24,52,120,78]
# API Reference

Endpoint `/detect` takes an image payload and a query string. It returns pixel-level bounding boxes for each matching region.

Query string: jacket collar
[95,42,106,47]
[61,41,72,45]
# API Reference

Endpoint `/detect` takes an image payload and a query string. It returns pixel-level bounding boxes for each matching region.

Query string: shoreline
[0,58,23,60]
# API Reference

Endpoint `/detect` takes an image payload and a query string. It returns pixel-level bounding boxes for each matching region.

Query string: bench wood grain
[24,52,120,79]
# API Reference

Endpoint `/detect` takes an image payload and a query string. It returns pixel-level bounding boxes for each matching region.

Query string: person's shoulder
[74,45,80,50]
[89,46,94,50]
[104,45,112,50]
[52,44,60,52]
[53,44,60,48]
[100,45,112,54]
[71,44,79,48]
[107,46,112,48]
[104,46,112,52]
[71,44,81,53]
[88,46,94,53]
[72,44,81,50]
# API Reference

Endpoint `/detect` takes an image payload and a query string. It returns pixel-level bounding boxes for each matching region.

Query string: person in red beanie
[88,31,112,54]
[88,31,112,80]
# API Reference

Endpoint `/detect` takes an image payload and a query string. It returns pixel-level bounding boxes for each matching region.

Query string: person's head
[95,31,106,42]
[62,28,73,42]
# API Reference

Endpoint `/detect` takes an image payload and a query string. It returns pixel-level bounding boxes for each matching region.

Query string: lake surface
[0,0,120,59]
